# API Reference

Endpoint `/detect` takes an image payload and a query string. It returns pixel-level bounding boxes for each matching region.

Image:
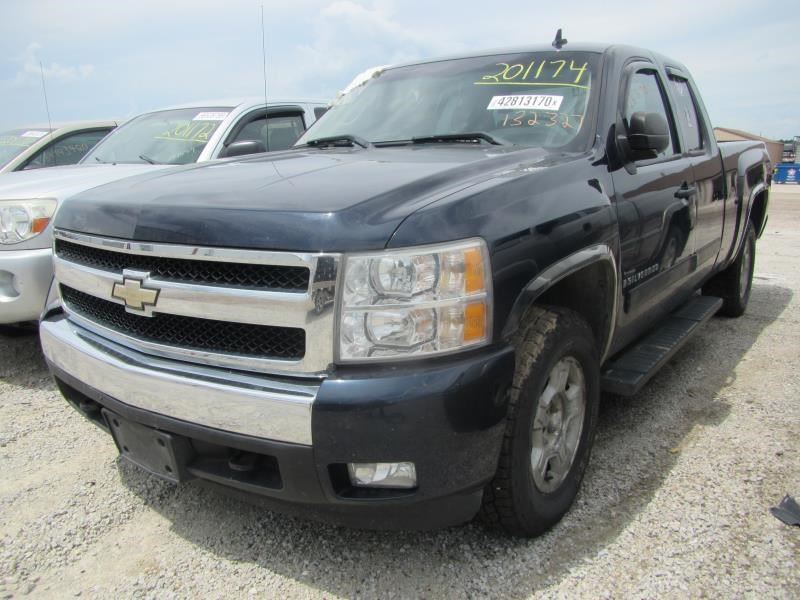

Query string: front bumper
[0,247,53,324]
[42,314,515,529]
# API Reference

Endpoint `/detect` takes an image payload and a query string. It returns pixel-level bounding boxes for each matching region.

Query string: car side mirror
[218,139,267,159]
[627,111,669,155]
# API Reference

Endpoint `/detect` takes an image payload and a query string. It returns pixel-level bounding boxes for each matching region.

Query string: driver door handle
[674,184,697,199]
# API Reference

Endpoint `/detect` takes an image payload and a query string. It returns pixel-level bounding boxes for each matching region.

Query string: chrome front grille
[52,230,340,376]
[55,239,310,291]
[60,285,306,359]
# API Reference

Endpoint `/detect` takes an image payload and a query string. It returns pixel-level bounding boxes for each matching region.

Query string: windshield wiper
[138,154,160,165]
[411,132,505,146]
[94,156,108,164]
[303,135,371,149]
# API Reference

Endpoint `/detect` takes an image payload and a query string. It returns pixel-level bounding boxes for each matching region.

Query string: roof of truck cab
[387,43,615,69]
[385,43,690,72]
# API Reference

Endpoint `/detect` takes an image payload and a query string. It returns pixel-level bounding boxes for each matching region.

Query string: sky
[1,0,798,140]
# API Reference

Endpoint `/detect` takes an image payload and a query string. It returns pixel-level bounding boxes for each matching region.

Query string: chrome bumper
[40,317,317,445]
[0,247,53,324]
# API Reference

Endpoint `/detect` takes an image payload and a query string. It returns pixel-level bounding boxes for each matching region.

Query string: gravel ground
[1,188,799,599]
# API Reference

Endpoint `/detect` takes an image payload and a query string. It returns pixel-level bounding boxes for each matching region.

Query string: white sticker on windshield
[193,112,229,121]
[487,95,563,111]
[20,130,49,138]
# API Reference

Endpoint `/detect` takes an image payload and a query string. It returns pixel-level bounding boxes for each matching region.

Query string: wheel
[703,222,756,317]
[481,306,600,537]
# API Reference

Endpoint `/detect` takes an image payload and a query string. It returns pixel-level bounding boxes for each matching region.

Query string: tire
[703,222,756,317]
[481,306,600,537]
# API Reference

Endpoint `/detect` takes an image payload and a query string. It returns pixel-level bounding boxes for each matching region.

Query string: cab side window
[668,76,703,151]
[231,113,306,152]
[23,129,112,169]
[624,71,676,159]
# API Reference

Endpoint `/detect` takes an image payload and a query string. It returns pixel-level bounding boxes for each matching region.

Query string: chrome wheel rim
[530,356,586,493]
[740,237,753,297]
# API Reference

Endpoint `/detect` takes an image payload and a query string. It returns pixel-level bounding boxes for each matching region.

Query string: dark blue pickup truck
[41,42,770,536]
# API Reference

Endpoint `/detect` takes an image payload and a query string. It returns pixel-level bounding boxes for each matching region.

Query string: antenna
[552,28,568,51]
[39,61,54,134]
[260,4,270,151]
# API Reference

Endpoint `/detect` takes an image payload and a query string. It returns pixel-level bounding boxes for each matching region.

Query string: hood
[56,146,565,252]
[0,163,167,200]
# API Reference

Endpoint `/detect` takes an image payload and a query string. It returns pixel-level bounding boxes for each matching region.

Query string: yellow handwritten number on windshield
[500,111,586,129]
[477,59,589,87]
[155,121,217,143]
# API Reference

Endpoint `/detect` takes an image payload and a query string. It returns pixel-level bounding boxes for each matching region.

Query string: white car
[0,97,327,325]
[0,121,118,174]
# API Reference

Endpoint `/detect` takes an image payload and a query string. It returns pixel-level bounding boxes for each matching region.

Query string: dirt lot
[1,188,799,599]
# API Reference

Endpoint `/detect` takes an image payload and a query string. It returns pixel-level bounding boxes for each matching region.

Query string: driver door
[225,109,307,153]
[611,64,698,341]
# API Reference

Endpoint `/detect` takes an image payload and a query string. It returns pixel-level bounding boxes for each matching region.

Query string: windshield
[297,51,600,148]
[82,108,231,165]
[0,129,52,168]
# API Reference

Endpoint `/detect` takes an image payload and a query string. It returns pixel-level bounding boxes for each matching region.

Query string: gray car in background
[0,121,118,174]
[0,97,327,325]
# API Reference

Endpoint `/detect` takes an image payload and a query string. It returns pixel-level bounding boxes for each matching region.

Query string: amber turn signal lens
[463,301,487,342]
[31,217,51,234]
[464,247,485,294]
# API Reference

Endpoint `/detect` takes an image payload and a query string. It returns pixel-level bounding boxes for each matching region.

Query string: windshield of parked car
[297,51,600,148]
[82,108,232,165]
[0,128,52,168]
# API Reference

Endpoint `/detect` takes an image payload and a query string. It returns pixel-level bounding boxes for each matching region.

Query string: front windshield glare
[297,51,599,148]
[83,108,231,165]
[0,129,52,168]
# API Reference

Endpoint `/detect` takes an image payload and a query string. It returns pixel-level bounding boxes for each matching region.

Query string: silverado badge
[112,274,159,311]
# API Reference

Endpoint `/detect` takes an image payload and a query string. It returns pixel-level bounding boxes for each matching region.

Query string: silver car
[0,121,118,174]
[0,98,327,325]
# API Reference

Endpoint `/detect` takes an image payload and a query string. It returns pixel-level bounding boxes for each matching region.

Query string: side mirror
[218,139,267,159]
[627,112,669,154]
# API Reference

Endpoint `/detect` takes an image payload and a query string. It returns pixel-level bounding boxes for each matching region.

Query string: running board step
[601,295,723,396]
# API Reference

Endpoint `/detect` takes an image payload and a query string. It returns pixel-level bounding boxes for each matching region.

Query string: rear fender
[728,145,769,264]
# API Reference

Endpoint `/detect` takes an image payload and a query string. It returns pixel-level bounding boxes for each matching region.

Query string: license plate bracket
[102,409,193,483]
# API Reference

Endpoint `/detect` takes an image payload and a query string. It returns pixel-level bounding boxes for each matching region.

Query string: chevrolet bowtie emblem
[112,276,159,310]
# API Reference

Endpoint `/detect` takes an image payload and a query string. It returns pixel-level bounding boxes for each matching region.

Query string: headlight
[338,238,492,361]
[0,199,57,245]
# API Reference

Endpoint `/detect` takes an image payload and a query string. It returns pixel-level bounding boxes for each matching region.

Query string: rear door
[665,70,725,276]
[611,63,698,333]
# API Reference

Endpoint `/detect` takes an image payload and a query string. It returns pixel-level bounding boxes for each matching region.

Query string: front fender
[501,243,619,362]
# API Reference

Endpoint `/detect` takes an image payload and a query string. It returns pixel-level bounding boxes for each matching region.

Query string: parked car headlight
[338,238,492,361]
[0,199,57,245]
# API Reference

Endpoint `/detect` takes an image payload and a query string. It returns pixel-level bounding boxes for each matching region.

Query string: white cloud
[0,1,795,138]
[321,0,432,48]
[291,1,460,86]
[11,43,95,86]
